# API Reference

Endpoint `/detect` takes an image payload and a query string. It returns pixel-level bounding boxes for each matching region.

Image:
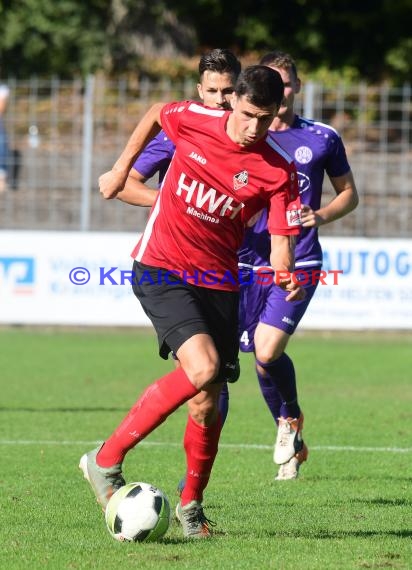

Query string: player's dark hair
[259,50,298,80]
[235,65,284,107]
[198,48,241,79]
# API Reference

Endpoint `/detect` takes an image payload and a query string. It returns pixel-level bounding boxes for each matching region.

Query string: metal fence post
[303,80,316,119]
[80,75,94,231]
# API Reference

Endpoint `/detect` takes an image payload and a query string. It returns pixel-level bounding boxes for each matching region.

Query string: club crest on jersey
[294,146,313,164]
[233,170,248,190]
[286,207,302,227]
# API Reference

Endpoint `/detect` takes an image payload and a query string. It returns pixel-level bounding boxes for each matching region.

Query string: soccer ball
[105,482,171,542]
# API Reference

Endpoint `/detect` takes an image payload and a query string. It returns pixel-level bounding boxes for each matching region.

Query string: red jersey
[132,101,301,291]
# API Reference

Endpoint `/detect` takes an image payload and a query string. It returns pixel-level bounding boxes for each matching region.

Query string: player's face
[197,71,236,110]
[269,65,301,118]
[228,94,278,147]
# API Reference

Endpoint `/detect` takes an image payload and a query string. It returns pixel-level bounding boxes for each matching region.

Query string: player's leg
[254,274,319,479]
[176,383,222,538]
[80,263,222,511]
[175,284,239,537]
[239,274,303,474]
[254,323,299,420]
[176,377,232,497]
[80,332,218,509]
[239,271,292,421]
[254,322,307,472]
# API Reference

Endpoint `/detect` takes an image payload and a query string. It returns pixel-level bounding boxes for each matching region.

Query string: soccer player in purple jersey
[238,50,359,480]
[115,48,241,208]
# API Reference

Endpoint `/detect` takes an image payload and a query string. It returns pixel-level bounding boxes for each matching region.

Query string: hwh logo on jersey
[176,172,244,219]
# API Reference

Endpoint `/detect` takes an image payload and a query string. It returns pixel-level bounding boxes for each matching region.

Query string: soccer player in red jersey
[80,65,304,538]
[118,49,242,446]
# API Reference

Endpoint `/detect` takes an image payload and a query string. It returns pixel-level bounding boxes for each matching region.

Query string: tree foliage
[168,0,412,82]
[0,0,109,76]
[0,0,411,82]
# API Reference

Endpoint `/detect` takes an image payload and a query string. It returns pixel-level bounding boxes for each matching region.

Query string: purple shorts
[238,267,320,352]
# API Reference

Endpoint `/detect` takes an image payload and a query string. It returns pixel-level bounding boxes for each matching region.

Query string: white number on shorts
[240,330,249,346]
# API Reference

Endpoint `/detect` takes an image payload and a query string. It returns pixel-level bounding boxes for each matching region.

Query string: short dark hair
[234,65,284,108]
[259,50,298,80]
[198,48,241,79]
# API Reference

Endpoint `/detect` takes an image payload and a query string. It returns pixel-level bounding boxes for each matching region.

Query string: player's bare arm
[270,234,305,302]
[301,170,359,227]
[99,102,165,200]
[116,168,158,207]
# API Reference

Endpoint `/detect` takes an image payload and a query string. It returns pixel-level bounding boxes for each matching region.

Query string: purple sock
[218,382,229,425]
[255,353,301,420]
[256,369,283,423]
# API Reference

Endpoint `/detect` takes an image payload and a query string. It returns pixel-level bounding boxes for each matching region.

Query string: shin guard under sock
[181,413,222,505]
[97,368,199,467]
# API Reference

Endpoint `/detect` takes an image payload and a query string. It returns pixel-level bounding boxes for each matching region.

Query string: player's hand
[277,277,306,302]
[285,283,306,302]
[99,169,127,200]
[301,204,323,227]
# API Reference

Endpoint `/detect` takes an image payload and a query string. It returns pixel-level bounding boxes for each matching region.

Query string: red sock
[97,368,199,467]
[181,413,222,506]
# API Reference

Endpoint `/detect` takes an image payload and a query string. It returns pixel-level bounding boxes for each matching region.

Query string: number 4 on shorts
[240,330,249,346]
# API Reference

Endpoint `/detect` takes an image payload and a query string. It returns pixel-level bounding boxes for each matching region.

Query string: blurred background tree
[0,0,109,76]
[1,0,411,82]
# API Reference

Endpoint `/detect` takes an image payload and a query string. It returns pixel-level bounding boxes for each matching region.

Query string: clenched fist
[99,170,127,199]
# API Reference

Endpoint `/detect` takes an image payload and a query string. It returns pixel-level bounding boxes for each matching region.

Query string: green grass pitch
[1,327,411,569]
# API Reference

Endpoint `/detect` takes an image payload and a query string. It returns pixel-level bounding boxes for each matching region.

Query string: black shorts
[132,260,239,371]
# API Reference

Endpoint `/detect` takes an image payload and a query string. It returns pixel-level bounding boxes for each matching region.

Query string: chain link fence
[0,76,411,237]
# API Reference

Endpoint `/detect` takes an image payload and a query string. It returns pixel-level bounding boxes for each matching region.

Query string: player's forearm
[116,186,158,207]
[270,233,305,301]
[317,191,358,225]
[270,234,295,274]
[316,172,359,225]
[116,176,158,207]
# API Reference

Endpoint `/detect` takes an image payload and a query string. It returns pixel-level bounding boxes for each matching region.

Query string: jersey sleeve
[267,165,302,236]
[325,130,351,178]
[133,130,175,181]
[160,100,193,145]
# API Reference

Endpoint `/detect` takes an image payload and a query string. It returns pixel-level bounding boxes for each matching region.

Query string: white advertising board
[300,237,412,329]
[0,232,411,329]
[0,231,151,326]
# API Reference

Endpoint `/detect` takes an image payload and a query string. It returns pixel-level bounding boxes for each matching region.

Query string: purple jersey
[238,115,351,270]
[132,130,175,186]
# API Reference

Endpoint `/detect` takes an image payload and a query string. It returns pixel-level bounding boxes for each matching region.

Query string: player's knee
[186,359,220,390]
[255,346,283,364]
